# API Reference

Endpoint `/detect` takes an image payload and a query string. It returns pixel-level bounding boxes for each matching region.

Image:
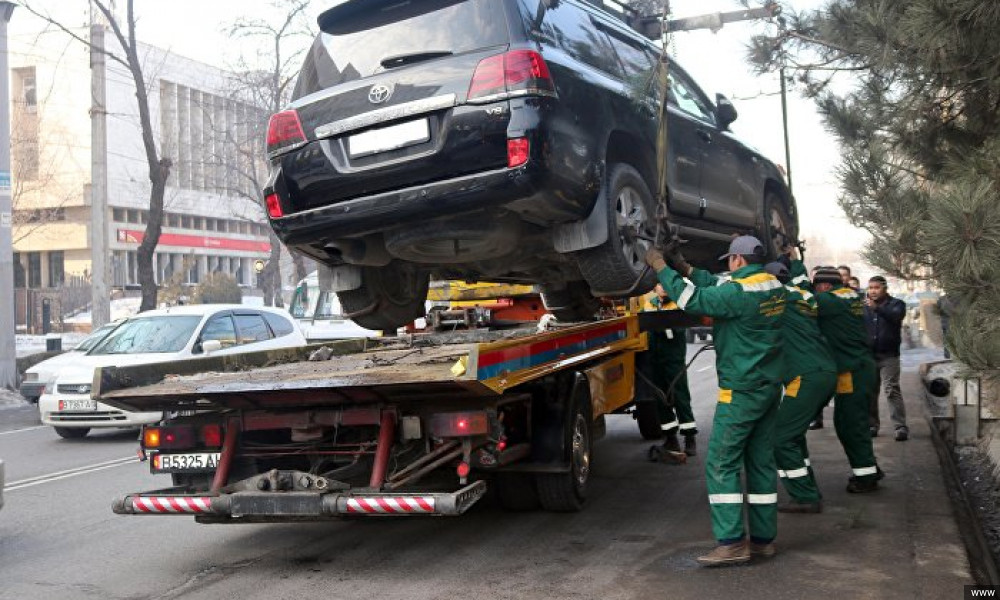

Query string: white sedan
[19,320,123,403]
[39,305,307,439]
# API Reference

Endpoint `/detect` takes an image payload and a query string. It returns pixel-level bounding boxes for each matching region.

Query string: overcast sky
[11,0,869,258]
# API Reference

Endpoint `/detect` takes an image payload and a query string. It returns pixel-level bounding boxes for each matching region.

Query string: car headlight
[24,373,38,382]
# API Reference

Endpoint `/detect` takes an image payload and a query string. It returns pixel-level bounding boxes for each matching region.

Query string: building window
[193,216,203,230]
[181,215,192,229]
[13,253,25,288]
[27,252,41,288]
[48,251,64,288]
[127,209,140,224]
[113,208,126,222]
[14,67,36,110]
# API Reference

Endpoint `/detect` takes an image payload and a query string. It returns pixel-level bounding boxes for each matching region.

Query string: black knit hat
[812,266,842,286]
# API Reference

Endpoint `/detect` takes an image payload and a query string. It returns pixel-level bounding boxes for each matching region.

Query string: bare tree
[23,0,170,312]
[216,0,314,306]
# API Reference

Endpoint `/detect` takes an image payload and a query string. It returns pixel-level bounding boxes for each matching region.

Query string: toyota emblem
[368,84,393,104]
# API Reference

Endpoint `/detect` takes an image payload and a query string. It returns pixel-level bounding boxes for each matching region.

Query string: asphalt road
[0,345,973,600]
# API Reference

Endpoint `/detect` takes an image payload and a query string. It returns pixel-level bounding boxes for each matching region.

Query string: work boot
[808,418,824,430]
[895,427,909,442]
[846,477,879,493]
[778,500,823,514]
[869,426,879,437]
[749,541,776,558]
[696,541,750,567]
[683,433,697,456]
[663,431,682,454]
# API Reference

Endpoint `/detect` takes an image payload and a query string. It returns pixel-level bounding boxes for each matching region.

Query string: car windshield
[295,0,507,96]
[87,316,202,355]
[73,322,119,352]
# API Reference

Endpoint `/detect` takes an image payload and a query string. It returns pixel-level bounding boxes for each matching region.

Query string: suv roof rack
[579,0,641,22]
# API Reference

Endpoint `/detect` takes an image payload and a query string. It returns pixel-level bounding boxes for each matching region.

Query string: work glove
[645,247,667,272]
[666,247,692,277]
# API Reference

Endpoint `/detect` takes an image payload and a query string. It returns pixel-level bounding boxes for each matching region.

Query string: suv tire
[541,281,601,322]
[337,261,429,332]
[763,191,795,259]
[575,163,658,297]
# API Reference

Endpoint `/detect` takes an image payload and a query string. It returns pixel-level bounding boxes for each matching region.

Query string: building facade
[9,24,271,298]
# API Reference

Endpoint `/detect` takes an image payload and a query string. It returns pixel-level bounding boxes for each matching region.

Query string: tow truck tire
[495,473,540,511]
[337,261,429,332]
[536,385,592,512]
[54,427,89,439]
[634,401,664,440]
[541,281,601,322]
[575,163,658,297]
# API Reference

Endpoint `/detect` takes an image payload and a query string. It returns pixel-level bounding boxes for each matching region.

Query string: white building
[10,23,271,292]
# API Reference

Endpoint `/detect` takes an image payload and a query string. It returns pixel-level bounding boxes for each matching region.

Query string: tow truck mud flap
[112,480,488,519]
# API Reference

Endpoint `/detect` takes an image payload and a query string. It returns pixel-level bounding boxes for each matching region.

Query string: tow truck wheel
[536,386,592,512]
[337,261,430,332]
[54,427,89,439]
[634,401,664,440]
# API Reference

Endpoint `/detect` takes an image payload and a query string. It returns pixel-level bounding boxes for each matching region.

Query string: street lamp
[0,1,16,391]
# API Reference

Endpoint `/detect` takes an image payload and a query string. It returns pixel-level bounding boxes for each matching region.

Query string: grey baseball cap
[718,235,765,261]
[764,261,790,281]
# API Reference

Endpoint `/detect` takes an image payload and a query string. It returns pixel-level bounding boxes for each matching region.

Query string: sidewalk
[631,347,973,600]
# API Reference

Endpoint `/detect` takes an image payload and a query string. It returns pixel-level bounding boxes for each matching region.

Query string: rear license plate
[348,118,430,158]
[60,399,96,411]
[152,453,220,473]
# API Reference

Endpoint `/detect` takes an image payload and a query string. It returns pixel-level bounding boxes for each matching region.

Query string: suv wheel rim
[614,185,649,272]
[769,202,789,254]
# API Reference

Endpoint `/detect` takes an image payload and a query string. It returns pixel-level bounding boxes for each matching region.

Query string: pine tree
[748,0,1000,376]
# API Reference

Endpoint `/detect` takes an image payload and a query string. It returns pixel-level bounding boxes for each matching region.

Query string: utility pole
[779,66,793,195]
[0,2,15,391]
[90,22,111,328]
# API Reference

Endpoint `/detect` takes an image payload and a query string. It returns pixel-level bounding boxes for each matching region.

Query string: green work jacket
[790,260,873,373]
[780,283,836,380]
[656,263,785,391]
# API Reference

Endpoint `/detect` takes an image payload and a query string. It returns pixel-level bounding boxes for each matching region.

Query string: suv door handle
[697,129,712,143]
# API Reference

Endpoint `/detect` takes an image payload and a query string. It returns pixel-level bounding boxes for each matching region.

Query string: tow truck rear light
[467,50,556,103]
[507,138,529,168]
[265,192,284,219]
[430,411,489,437]
[201,424,222,448]
[266,109,306,157]
[142,425,195,450]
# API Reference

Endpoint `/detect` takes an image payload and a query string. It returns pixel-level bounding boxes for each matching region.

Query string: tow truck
[100,306,696,522]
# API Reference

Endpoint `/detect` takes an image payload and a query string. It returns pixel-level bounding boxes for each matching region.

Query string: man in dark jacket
[863,276,909,441]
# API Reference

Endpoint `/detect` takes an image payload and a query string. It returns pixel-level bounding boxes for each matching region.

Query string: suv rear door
[280,0,513,212]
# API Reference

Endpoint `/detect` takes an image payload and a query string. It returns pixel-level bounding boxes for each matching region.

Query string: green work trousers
[834,362,879,481]
[647,331,697,434]
[775,370,837,503]
[706,383,781,544]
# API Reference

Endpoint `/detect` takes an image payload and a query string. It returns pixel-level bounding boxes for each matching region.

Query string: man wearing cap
[640,284,698,459]
[646,235,785,566]
[764,260,836,513]
[798,261,881,493]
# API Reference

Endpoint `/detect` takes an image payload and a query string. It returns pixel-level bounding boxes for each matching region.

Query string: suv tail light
[507,138,529,168]
[265,192,284,219]
[266,110,306,158]
[467,50,556,103]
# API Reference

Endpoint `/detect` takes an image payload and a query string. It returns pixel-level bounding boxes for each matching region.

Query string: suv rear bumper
[270,166,540,247]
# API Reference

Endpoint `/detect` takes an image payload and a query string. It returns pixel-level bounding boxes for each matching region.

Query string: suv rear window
[295,0,509,98]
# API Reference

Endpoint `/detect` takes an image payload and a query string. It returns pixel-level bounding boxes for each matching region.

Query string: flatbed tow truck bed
[97,314,694,522]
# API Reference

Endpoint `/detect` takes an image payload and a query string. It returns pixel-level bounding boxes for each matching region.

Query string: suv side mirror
[715,94,738,129]
[201,339,223,355]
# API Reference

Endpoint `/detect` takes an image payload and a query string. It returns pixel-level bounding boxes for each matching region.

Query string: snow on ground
[16,333,89,358]
[0,388,29,409]
[63,297,143,325]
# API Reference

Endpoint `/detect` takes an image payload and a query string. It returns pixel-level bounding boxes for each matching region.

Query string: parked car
[38,305,307,439]
[19,320,125,403]
[263,0,797,330]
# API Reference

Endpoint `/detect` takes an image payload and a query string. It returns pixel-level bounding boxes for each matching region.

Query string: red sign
[116,229,271,253]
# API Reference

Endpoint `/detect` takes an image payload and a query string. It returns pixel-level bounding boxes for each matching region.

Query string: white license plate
[348,118,430,158]
[61,399,97,411]
[152,453,221,473]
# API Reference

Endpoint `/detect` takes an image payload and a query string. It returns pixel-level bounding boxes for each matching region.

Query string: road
[0,345,971,600]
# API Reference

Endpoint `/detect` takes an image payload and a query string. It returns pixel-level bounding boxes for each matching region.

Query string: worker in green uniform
[646,235,785,567]
[795,261,881,493]
[763,260,836,513]
[642,286,698,458]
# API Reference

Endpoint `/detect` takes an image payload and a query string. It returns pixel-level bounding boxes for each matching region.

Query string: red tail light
[201,424,223,448]
[429,411,489,437]
[266,110,306,157]
[468,50,556,103]
[507,138,529,168]
[265,192,284,219]
[142,425,195,450]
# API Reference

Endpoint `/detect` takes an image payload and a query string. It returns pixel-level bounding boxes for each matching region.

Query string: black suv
[265,0,797,330]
